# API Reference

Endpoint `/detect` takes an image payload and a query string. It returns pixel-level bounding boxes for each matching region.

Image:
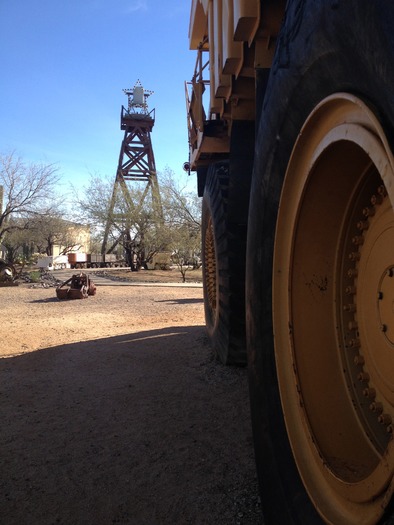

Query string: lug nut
[378,414,392,426]
[370,402,383,413]
[358,372,370,382]
[362,386,375,397]
[363,206,376,217]
[371,194,383,205]
[357,220,369,231]
[352,236,364,245]
[347,268,358,278]
[355,355,365,366]
[343,303,356,312]
[346,285,357,294]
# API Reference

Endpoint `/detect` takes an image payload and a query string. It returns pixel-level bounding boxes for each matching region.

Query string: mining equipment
[56,273,96,300]
[186,1,394,523]
[102,80,163,266]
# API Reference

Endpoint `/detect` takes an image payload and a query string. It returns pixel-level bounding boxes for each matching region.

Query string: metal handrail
[185,38,211,150]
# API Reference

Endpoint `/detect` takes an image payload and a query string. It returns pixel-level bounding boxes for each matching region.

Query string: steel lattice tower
[102,81,163,265]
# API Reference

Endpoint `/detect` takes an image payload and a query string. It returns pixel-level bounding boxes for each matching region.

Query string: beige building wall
[53,222,91,256]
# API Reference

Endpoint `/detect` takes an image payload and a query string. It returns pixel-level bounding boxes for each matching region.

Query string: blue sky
[0,0,197,193]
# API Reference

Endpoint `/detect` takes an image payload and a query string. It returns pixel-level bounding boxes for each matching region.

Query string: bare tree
[160,168,202,281]
[170,225,201,282]
[74,168,201,279]
[28,214,86,256]
[74,174,168,268]
[160,168,201,236]
[1,224,32,264]
[0,152,60,247]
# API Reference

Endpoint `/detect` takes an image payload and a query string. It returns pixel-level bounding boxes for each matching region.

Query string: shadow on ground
[0,325,261,525]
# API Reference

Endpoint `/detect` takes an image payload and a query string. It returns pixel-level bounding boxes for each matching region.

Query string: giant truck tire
[202,162,247,365]
[247,1,394,524]
[202,121,254,366]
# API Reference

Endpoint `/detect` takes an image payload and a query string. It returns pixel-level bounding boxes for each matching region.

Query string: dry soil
[0,272,262,525]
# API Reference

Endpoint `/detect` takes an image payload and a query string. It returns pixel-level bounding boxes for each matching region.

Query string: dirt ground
[0,272,262,525]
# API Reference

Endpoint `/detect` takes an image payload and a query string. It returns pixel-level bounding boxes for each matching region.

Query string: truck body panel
[186,0,283,171]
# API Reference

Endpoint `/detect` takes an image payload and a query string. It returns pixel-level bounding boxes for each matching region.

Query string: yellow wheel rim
[273,94,394,524]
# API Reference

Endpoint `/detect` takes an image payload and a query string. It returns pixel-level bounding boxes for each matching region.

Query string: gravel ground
[0,275,263,525]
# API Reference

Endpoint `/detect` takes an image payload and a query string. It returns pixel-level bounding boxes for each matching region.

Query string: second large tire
[201,121,254,365]
[202,162,247,365]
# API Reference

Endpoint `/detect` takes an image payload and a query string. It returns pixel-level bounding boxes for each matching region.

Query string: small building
[51,221,90,256]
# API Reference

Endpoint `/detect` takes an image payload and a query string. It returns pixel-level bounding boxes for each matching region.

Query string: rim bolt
[380,324,387,333]
[347,268,358,278]
[378,291,383,300]
[370,402,383,413]
[387,268,394,278]
[346,285,357,294]
[355,355,365,366]
[387,425,393,434]
[362,386,375,397]
[349,338,361,348]
[358,372,370,382]
[357,220,369,231]
[377,185,387,197]
[348,321,358,331]
[363,206,376,217]
[371,194,383,206]
[348,252,361,262]
[352,235,364,245]
[378,414,392,426]
[343,303,356,312]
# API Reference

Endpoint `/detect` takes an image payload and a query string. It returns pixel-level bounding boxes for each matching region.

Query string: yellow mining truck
[185,1,394,523]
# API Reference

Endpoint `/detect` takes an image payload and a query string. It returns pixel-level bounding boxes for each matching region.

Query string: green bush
[29,270,41,283]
